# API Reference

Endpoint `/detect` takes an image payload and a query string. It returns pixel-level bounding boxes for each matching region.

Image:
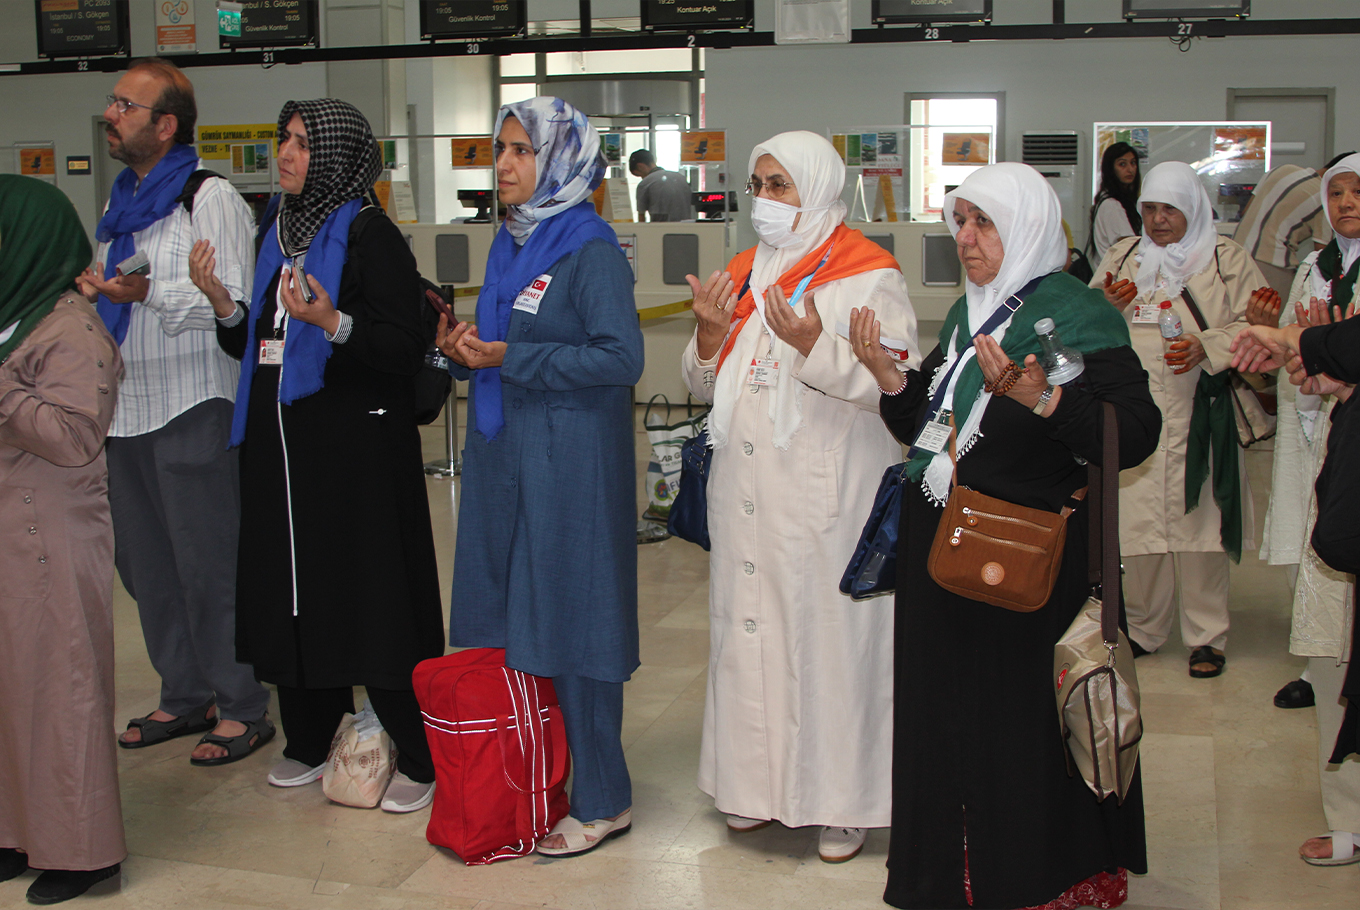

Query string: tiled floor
[3,405,1356,909]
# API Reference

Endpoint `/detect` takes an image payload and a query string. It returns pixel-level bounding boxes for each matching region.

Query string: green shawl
[905,271,1132,482]
[0,176,92,364]
[1185,370,1242,562]
[1315,237,1359,311]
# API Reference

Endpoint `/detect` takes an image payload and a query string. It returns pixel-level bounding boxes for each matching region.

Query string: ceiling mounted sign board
[155,0,196,54]
[871,0,991,25]
[35,0,131,59]
[218,0,318,49]
[420,1,526,40]
[641,1,754,32]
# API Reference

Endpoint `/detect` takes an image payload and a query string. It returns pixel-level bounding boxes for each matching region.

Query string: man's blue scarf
[472,200,619,441]
[228,197,359,448]
[94,143,199,344]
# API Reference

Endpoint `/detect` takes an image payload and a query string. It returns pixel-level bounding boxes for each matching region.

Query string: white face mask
[750,195,803,249]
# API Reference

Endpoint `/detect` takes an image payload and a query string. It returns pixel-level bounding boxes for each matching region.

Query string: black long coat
[881,338,1160,909]
[220,213,444,690]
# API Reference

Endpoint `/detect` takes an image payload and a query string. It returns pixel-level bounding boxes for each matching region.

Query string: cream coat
[1092,235,1261,556]
[1260,252,1353,660]
[682,266,916,828]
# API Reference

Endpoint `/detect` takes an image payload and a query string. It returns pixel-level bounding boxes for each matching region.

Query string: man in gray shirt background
[629,149,693,222]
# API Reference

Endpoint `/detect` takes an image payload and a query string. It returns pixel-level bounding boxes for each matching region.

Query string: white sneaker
[819,826,867,863]
[267,758,325,788]
[380,772,435,813]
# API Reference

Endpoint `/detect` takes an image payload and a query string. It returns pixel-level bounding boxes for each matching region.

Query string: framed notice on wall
[35,0,130,59]
[218,0,318,49]
[641,0,753,32]
[420,1,526,39]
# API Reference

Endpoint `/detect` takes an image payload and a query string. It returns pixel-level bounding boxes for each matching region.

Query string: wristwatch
[1032,384,1056,415]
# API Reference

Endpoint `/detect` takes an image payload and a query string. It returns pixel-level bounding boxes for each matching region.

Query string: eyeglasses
[744,178,796,200]
[105,95,159,115]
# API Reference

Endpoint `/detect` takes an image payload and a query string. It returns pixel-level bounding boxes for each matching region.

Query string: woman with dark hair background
[1090,142,1143,260]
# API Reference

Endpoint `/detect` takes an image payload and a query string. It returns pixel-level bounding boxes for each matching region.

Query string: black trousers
[275,685,434,783]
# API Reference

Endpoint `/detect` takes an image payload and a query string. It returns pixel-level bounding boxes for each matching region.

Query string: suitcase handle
[495,705,568,795]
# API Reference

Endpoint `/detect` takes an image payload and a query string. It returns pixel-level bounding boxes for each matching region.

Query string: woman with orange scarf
[681,131,918,863]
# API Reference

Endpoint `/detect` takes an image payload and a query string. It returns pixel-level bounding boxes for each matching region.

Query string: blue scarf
[94,143,200,344]
[228,197,360,448]
[473,201,619,440]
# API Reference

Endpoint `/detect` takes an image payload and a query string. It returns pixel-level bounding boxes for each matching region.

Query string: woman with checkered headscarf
[193,99,444,809]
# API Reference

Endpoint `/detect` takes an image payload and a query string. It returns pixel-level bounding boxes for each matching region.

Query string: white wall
[706,29,1358,251]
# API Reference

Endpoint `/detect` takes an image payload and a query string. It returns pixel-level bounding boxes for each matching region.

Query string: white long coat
[1260,252,1353,660]
[1092,235,1261,556]
[681,266,916,828]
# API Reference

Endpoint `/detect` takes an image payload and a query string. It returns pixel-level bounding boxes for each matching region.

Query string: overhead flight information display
[420,1,526,39]
[872,0,992,24]
[35,0,130,59]
[641,1,754,32]
[1123,0,1249,17]
[219,0,319,49]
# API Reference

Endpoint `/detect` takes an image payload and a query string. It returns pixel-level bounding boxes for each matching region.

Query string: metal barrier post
[423,384,461,477]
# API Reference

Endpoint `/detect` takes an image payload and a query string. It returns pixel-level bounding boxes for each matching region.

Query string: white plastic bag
[322,700,397,808]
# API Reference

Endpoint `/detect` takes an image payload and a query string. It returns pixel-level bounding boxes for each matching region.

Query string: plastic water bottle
[1033,318,1085,386]
[1158,301,1183,354]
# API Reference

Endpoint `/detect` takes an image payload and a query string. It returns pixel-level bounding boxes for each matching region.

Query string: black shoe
[1274,678,1315,709]
[1129,639,1156,658]
[0,848,27,882]
[25,864,119,905]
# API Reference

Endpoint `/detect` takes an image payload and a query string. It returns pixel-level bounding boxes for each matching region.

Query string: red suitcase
[414,648,570,864]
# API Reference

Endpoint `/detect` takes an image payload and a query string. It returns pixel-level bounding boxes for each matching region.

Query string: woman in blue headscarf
[437,97,644,856]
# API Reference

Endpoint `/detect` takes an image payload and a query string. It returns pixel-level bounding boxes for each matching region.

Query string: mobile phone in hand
[292,262,316,303]
[425,287,458,326]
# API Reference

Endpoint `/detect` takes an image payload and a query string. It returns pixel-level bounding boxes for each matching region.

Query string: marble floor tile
[8,415,1357,909]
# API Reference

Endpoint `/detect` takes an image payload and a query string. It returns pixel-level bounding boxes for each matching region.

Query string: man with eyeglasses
[75,58,270,782]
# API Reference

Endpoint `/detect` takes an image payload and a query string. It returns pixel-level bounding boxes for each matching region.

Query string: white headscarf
[707,131,848,451]
[1134,161,1217,300]
[921,163,1068,502]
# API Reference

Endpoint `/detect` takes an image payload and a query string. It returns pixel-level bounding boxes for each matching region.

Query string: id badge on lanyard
[913,408,954,454]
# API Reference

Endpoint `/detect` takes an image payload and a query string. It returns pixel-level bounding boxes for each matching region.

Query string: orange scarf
[715,223,902,372]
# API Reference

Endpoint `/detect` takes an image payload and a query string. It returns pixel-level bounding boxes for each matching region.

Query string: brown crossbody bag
[926,416,1087,612]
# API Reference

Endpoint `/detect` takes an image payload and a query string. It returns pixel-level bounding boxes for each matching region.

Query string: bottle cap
[1159,300,1172,308]
[1034,317,1056,334]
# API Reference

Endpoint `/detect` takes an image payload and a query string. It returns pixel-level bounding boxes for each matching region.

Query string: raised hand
[1101,272,1137,310]
[849,305,906,393]
[764,285,822,358]
[685,269,737,361]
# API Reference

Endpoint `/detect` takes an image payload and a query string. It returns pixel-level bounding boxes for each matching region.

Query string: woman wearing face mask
[1089,142,1143,261]
[1092,161,1272,679]
[437,97,644,857]
[681,131,919,863]
[193,99,444,808]
[1247,153,1360,868]
[853,162,1158,910]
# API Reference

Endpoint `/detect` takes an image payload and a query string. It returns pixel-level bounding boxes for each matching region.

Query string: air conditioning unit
[1022,132,1084,249]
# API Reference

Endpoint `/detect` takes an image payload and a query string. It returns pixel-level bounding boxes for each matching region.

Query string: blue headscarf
[472,97,619,441]
[95,141,200,344]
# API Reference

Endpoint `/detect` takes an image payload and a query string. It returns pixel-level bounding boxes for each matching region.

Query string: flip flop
[1301,831,1359,866]
[535,808,632,857]
[118,699,216,749]
[188,715,277,767]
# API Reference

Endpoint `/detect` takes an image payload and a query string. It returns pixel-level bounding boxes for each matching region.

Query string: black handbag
[667,429,712,550]
[839,462,906,600]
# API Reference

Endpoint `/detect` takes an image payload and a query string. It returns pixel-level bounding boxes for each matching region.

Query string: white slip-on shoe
[1301,831,1360,866]
[819,826,867,863]
[726,814,772,833]
[380,772,435,813]
[267,758,325,788]
[535,808,632,857]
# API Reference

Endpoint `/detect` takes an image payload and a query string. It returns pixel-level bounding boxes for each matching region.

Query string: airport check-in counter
[847,222,962,346]
[408,221,728,403]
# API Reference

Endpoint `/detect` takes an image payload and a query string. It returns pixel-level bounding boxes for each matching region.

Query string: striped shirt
[95,161,255,437]
[1233,164,1332,270]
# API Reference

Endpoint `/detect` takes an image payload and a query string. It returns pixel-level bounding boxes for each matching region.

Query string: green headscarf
[0,175,92,364]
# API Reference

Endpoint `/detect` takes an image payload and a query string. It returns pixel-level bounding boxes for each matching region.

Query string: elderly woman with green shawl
[849,163,1160,910]
[0,176,126,903]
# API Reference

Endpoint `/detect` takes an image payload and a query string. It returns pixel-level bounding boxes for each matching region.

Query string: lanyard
[908,274,1046,457]
[788,244,833,308]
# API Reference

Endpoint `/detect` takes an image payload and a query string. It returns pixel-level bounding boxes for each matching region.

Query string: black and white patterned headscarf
[276,99,381,257]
